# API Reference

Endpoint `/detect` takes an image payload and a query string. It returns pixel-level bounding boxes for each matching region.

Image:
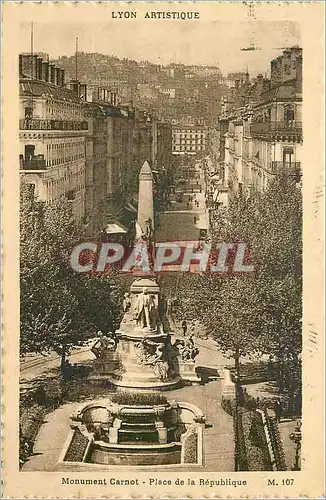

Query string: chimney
[36,57,43,80]
[69,80,80,96]
[55,68,61,86]
[271,57,283,88]
[49,63,56,84]
[281,49,292,82]
[59,68,65,87]
[20,54,37,79]
[255,74,264,95]
[41,60,49,82]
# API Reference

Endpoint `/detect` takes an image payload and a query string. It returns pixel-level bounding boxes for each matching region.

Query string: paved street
[20,348,94,383]
[156,211,201,241]
[157,160,208,242]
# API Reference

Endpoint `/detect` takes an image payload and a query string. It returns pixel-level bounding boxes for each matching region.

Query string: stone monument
[89,161,181,389]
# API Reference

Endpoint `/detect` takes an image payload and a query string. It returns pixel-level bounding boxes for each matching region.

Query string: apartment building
[20,53,173,236]
[172,124,208,155]
[219,47,302,205]
[19,54,88,222]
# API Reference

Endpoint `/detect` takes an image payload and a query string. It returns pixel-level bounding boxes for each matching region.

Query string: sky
[19,20,301,76]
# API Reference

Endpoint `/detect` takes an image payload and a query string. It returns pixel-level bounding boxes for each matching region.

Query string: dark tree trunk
[60,348,66,376]
[235,346,240,380]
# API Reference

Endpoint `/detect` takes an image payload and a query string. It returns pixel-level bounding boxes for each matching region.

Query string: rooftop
[20,78,83,104]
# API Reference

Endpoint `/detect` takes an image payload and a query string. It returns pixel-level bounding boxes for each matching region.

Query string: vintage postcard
[1,1,325,498]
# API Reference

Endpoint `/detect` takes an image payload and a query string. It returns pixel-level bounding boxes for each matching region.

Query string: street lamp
[289,420,302,470]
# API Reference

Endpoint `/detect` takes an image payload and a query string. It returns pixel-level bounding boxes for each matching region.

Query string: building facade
[20,53,173,237]
[218,47,303,205]
[172,124,208,155]
[19,54,88,222]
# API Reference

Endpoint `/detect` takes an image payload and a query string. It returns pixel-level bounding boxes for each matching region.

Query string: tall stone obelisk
[137,161,154,235]
[89,160,180,390]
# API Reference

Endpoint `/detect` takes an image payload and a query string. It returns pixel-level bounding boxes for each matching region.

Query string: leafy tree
[20,182,123,373]
[206,275,263,377]
[176,171,302,396]
[252,172,302,396]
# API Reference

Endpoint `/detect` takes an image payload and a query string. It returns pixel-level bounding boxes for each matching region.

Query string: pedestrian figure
[193,216,197,224]
[186,202,189,209]
[181,320,187,336]
[274,398,283,422]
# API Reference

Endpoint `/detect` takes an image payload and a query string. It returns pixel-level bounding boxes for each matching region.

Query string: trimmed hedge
[222,396,272,471]
[183,428,198,464]
[110,392,168,406]
[64,428,89,462]
[19,404,45,466]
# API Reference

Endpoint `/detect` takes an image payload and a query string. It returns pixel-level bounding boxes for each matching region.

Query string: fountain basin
[61,399,205,468]
[89,442,181,466]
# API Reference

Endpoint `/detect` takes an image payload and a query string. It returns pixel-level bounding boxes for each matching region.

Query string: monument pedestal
[89,278,181,390]
[179,361,201,384]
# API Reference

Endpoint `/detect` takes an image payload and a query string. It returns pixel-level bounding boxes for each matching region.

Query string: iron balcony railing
[20,157,46,170]
[271,161,301,177]
[19,119,88,131]
[250,121,302,137]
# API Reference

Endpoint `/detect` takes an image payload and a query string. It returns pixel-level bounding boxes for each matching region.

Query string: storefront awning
[104,223,127,235]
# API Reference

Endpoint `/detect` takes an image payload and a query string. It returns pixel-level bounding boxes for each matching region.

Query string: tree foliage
[176,171,302,389]
[20,182,123,364]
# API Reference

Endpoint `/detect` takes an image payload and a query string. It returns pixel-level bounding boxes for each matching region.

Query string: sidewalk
[23,382,234,472]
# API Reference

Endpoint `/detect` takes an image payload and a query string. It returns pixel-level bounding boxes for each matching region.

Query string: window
[24,107,33,118]
[283,147,294,164]
[284,105,295,122]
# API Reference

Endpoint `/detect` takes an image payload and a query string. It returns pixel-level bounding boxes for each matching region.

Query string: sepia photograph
[1,2,324,498]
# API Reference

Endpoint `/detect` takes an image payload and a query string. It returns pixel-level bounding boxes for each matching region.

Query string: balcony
[19,119,88,131]
[250,121,302,140]
[271,161,301,175]
[20,156,46,171]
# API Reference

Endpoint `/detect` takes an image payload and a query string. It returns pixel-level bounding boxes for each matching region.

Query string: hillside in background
[54,52,228,124]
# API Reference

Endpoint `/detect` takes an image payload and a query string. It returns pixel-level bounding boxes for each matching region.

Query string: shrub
[183,428,198,464]
[234,407,248,470]
[20,404,45,441]
[64,428,89,462]
[243,390,258,411]
[19,404,45,467]
[221,396,236,416]
[242,410,272,471]
[229,361,277,385]
[249,412,267,448]
[110,392,168,406]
